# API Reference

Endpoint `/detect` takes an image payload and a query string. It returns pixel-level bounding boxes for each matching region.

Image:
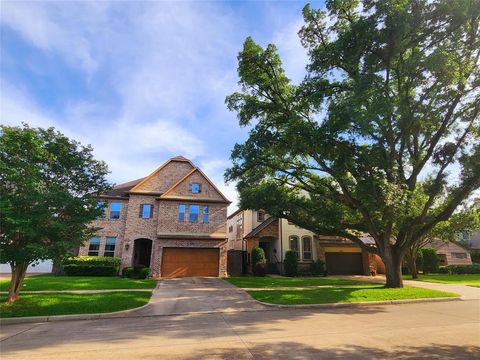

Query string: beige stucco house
[78,156,230,278]
[226,209,384,276]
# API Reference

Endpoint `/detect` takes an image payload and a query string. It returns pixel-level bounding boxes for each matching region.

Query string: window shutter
[139,204,143,218]
[198,183,202,193]
[150,205,153,218]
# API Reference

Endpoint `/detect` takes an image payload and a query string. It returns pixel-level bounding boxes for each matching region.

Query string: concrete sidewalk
[336,275,480,300]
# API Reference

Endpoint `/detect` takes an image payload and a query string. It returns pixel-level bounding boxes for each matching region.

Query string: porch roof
[244,216,277,239]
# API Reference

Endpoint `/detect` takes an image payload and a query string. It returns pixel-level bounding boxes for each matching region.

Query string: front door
[259,242,270,262]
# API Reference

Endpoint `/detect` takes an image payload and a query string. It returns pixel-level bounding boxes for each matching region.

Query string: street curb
[254,296,462,309]
[0,296,153,326]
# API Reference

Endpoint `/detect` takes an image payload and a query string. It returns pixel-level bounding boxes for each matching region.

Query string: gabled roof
[129,156,195,193]
[161,167,231,203]
[245,216,277,239]
[101,177,145,198]
[227,208,244,219]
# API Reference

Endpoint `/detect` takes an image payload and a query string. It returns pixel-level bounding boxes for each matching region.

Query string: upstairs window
[140,204,153,219]
[178,204,186,221]
[189,205,200,222]
[257,211,265,222]
[289,236,299,260]
[203,206,209,223]
[96,201,106,219]
[88,237,100,256]
[109,202,122,219]
[191,183,202,193]
[302,236,312,261]
[104,237,116,257]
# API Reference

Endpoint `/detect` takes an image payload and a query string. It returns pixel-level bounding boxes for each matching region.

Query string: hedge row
[122,266,151,279]
[63,264,118,276]
[438,264,480,274]
[62,256,121,267]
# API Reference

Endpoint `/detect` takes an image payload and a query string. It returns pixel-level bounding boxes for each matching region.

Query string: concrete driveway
[128,277,266,316]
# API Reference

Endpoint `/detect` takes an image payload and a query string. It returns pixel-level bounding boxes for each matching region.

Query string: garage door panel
[162,248,219,278]
[325,252,363,275]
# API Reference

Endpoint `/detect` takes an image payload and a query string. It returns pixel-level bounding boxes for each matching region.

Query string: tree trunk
[406,249,418,279]
[7,262,29,303]
[382,246,404,288]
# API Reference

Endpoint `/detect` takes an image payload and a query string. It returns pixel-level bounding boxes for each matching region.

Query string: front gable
[161,168,230,203]
[130,159,194,194]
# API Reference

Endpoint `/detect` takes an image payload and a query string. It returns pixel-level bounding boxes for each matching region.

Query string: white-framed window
[289,235,300,260]
[104,237,116,257]
[88,237,100,256]
[109,202,122,219]
[257,211,265,222]
[139,204,153,219]
[302,236,312,261]
[191,183,202,193]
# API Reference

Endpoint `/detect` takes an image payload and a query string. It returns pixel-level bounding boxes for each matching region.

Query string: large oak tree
[225,0,480,287]
[0,125,111,302]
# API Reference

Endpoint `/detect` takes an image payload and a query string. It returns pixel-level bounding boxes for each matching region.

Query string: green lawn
[224,276,371,288]
[225,276,458,305]
[0,275,157,292]
[403,274,480,286]
[0,291,152,318]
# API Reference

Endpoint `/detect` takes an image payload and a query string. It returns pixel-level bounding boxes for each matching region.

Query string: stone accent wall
[134,161,194,193]
[166,170,225,201]
[151,239,228,278]
[157,201,227,236]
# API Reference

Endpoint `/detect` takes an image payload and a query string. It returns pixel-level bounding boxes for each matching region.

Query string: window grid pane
[141,204,152,219]
[189,205,200,222]
[178,204,185,221]
[88,237,100,256]
[109,202,122,219]
[289,236,299,260]
[302,237,312,261]
[203,206,209,223]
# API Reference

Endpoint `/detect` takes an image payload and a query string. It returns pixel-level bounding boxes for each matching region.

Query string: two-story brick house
[78,156,230,278]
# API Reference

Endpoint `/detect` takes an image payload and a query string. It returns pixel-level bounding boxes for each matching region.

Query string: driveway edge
[254,296,462,309]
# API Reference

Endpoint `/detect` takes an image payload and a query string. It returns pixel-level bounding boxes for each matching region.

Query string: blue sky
[0,1,325,212]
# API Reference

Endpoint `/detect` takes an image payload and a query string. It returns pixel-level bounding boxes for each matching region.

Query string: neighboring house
[227,209,384,276]
[458,230,480,250]
[427,239,472,266]
[78,156,230,278]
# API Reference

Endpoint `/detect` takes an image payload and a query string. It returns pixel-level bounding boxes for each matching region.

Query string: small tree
[251,246,266,276]
[421,248,440,274]
[284,250,298,277]
[0,125,111,302]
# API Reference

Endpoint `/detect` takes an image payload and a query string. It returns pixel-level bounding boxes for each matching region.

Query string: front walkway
[336,275,480,300]
[128,277,266,316]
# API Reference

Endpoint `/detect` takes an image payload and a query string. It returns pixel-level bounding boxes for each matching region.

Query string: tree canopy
[0,124,111,301]
[225,0,480,287]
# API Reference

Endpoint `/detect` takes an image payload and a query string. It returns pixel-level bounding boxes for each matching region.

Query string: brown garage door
[325,252,364,275]
[161,248,219,278]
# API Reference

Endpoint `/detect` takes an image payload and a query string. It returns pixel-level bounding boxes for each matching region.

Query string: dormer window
[257,211,265,222]
[191,183,201,193]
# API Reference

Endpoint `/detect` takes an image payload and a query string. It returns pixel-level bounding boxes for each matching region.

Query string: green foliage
[0,124,111,293]
[63,265,118,277]
[309,260,325,276]
[284,250,298,277]
[416,251,424,269]
[438,264,480,275]
[471,250,480,264]
[122,266,151,279]
[254,260,267,276]
[251,247,266,267]
[63,256,121,267]
[421,248,440,274]
[225,1,480,288]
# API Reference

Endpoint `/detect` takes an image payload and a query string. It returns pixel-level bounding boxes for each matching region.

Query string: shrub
[254,260,267,276]
[416,250,424,269]
[439,264,480,274]
[309,260,325,276]
[251,247,266,267]
[63,264,117,276]
[421,248,440,274]
[62,256,121,268]
[471,250,480,264]
[122,267,134,278]
[139,267,151,279]
[284,250,298,277]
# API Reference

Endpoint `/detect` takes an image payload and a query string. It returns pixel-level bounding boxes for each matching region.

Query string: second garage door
[161,248,219,278]
[325,252,364,275]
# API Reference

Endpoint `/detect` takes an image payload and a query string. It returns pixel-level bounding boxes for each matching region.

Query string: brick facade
[79,156,230,278]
